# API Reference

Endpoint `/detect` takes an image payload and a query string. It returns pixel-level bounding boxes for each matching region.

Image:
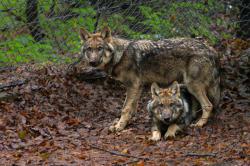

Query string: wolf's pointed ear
[80,28,90,41]
[151,82,161,98]
[171,81,180,97]
[101,26,111,40]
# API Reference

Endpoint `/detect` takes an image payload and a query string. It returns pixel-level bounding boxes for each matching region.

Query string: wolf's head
[147,82,184,125]
[79,26,114,68]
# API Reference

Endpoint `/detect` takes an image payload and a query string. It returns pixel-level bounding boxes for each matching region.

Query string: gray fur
[79,27,220,132]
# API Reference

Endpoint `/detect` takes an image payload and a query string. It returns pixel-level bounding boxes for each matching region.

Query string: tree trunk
[26,0,45,42]
[237,0,250,39]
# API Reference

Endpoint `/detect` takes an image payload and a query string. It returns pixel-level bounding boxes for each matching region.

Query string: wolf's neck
[111,37,130,65]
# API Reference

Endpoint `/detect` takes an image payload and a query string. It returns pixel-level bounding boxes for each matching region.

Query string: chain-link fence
[0,0,249,65]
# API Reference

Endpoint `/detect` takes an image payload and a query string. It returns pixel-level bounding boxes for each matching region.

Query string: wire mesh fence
[0,0,249,65]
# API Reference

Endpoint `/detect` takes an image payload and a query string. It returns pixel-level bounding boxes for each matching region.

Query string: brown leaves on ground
[0,49,250,165]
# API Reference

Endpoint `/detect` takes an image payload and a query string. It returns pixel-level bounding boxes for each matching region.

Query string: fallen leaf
[39,152,50,160]
[136,160,144,166]
[121,148,129,154]
[18,130,27,140]
[66,118,80,126]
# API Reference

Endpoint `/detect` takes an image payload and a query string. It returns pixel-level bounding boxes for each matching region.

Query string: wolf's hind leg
[187,84,213,127]
[109,83,142,132]
[207,81,220,111]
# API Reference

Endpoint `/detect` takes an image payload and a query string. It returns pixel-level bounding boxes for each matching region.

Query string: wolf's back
[125,38,221,109]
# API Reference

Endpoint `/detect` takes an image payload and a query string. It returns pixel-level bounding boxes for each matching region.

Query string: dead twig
[78,70,107,80]
[184,152,217,157]
[88,144,149,161]
[0,66,17,73]
[67,66,107,80]
[119,159,140,166]
[0,80,27,90]
[0,92,19,101]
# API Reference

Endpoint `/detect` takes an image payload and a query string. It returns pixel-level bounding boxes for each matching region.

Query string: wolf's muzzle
[89,61,100,67]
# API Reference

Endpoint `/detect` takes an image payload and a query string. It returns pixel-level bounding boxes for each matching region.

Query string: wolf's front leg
[149,122,161,141]
[109,83,142,132]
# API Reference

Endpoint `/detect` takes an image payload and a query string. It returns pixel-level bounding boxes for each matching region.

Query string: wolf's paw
[149,131,161,141]
[164,124,180,139]
[108,119,126,132]
[164,130,176,139]
[108,125,116,133]
[109,124,125,132]
[108,119,118,132]
[191,118,207,127]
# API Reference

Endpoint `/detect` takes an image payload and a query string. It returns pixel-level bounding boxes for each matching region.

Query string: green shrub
[0,0,233,66]
[0,34,71,66]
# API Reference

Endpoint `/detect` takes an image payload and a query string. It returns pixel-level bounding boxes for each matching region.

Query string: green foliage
[0,0,26,30]
[138,0,228,43]
[0,0,95,66]
[0,0,233,66]
[0,34,71,66]
[139,6,173,39]
[38,1,96,54]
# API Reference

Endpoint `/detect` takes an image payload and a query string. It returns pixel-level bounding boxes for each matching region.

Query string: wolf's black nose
[164,117,171,122]
[89,61,98,67]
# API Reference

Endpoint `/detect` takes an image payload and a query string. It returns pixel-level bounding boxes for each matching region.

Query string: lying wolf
[147,82,199,141]
[79,26,220,132]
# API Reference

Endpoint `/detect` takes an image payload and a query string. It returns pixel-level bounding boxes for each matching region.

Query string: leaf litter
[0,48,249,165]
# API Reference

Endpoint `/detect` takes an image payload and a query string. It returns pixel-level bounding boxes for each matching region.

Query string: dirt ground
[0,53,249,165]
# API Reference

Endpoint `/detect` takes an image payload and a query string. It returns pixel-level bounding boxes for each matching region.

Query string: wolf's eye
[169,103,174,107]
[98,47,103,51]
[86,47,91,51]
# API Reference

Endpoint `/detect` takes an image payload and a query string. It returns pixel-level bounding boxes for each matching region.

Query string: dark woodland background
[0,0,249,64]
[0,0,249,165]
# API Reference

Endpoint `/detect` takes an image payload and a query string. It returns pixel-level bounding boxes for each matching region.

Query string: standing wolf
[79,26,220,132]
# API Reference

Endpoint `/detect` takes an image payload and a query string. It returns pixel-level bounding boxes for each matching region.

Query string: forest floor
[0,50,249,165]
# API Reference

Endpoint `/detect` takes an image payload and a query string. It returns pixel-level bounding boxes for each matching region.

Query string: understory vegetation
[0,1,249,165]
[0,0,241,65]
